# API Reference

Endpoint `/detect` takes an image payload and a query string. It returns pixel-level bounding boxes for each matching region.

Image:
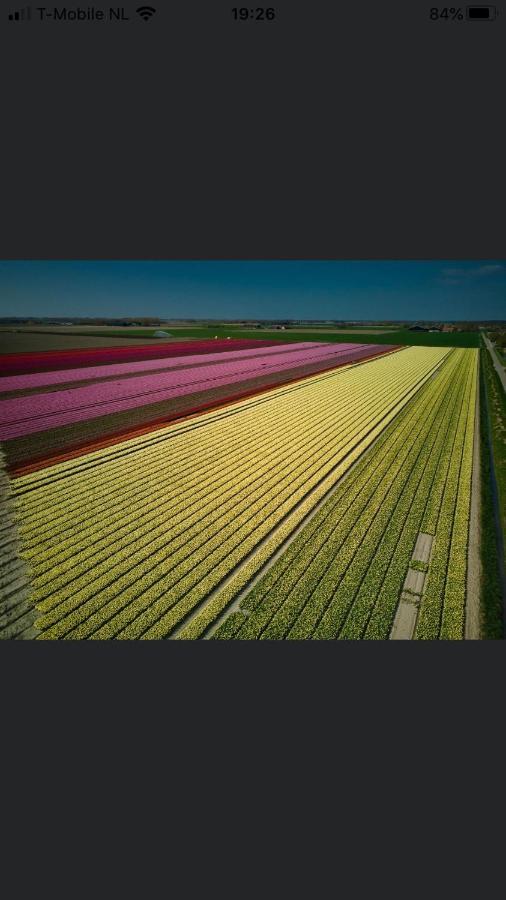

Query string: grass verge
[479,348,505,638]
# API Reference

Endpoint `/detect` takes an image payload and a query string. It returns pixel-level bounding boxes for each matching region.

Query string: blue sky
[0,260,504,320]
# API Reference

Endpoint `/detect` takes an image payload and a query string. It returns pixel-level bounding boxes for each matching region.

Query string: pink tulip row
[0,341,329,393]
[0,343,393,440]
[0,338,278,374]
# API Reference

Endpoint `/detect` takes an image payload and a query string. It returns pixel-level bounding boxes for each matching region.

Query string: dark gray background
[0,0,504,258]
[2,4,505,865]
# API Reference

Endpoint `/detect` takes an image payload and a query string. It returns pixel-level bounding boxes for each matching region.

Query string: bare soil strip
[412,533,433,564]
[390,599,419,639]
[390,534,433,640]
[390,585,423,641]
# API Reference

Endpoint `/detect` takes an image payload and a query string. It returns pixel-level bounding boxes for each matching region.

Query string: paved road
[483,334,506,392]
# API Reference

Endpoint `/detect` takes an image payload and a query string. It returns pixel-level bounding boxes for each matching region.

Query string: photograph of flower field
[1,260,504,640]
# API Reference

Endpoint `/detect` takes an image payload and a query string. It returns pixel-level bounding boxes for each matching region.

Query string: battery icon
[466,6,497,18]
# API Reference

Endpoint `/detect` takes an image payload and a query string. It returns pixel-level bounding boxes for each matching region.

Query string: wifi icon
[136,6,156,21]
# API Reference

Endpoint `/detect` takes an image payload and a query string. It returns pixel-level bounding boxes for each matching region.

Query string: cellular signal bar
[8,6,31,20]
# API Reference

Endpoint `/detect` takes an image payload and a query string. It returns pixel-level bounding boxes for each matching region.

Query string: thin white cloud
[476,264,504,274]
[441,263,504,280]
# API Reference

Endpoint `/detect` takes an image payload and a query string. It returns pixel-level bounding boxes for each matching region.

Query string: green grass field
[482,347,506,559]
[89,326,479,349]
[0,324,480,348]
[479,351,504,638]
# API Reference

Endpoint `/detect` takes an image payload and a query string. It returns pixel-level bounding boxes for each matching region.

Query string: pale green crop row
[415,351,477,639]
[293,362,467,640]
[175,373,443,641]
[182,349,462,639]
[439,362,476,639]
[211,349,477,640]
[211,352,463,639]
[347,354,476,640]
[335,356,474,640]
